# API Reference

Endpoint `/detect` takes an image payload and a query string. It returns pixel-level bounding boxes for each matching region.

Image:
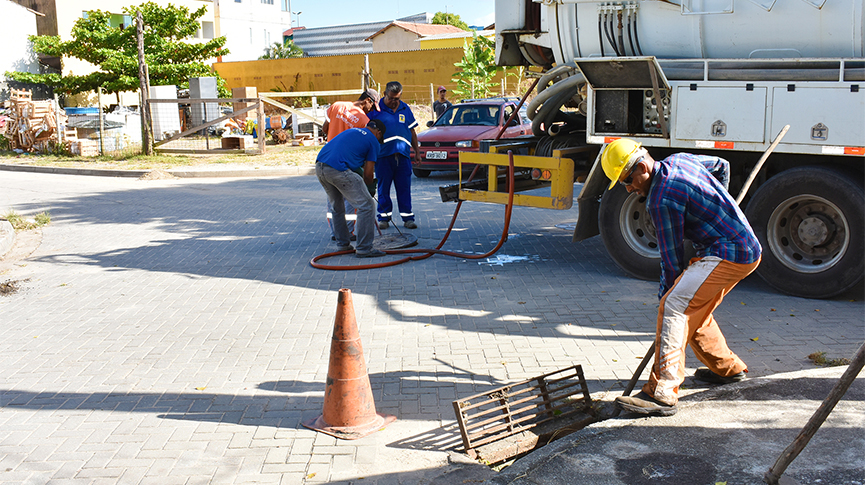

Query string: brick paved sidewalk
[1,171,861,484]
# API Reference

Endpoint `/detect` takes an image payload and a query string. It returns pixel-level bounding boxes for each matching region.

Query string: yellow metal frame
[458,144,578,210]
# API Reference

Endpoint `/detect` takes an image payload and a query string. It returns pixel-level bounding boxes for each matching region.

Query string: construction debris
[2,89,75,154]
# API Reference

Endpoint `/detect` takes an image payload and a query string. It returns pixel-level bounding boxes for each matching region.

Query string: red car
[411,98,531,177]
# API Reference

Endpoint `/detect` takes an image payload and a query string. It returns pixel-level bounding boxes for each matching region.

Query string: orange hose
[310,150,517,271]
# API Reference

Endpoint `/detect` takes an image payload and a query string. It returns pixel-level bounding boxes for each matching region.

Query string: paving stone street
[1,169,862,484]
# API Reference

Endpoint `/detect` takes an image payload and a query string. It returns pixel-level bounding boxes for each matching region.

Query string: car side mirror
[508,118,519,127]
[426,120,434,127]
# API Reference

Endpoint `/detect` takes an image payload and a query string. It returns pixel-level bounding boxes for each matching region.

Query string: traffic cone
[302,288,396,440]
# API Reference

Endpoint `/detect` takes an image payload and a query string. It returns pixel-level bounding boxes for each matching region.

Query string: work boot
[404,220,417,229]
[694,367,746,385]
[336,245,354,252]
[615,391,678,416]
[378,221,389,229]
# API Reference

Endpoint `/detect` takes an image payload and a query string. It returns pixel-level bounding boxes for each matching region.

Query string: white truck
[469,0,864,298]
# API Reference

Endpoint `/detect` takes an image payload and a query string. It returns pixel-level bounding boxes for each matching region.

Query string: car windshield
[434,105,500,127]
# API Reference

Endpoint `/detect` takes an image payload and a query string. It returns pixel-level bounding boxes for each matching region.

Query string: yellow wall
[213,48,524,105]
[420,35,494,50]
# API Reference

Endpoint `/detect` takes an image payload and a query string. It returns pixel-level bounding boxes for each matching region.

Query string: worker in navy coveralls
[368,81,420,230]
[315,120,387,258]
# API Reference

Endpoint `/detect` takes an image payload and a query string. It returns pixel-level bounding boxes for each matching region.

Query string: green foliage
[451,33,500,99]
[3,210,51,230]
[259,40,303,60]
[5,2,229,96]
[431,12,471,31]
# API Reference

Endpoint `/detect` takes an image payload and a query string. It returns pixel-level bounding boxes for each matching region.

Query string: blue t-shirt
[368,99,418,158]
[316,127,379,172]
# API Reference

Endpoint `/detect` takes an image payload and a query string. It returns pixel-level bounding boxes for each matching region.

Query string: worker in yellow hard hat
[601,138,762,417]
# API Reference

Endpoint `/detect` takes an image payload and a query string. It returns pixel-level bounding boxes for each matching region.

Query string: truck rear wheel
[745,166,864,299]
[599,185,660,281]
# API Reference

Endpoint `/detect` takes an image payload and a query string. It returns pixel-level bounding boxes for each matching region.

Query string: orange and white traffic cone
[302,288,396,440]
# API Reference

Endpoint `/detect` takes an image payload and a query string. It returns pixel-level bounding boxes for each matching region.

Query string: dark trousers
[375,153,414,222]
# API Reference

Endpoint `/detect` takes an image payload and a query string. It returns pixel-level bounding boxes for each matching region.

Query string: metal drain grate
[452,365,593,459]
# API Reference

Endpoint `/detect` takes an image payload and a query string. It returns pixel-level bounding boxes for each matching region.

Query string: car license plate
[425,151,447,160]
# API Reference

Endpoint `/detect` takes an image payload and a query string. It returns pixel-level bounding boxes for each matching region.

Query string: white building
[214,0,293,62]
[10,0,217,105]
[1,0,40,99]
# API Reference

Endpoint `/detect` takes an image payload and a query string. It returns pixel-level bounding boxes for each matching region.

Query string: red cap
[437,85,447,92]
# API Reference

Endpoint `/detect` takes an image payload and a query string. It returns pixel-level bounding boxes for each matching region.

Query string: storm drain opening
[452,365,600,465]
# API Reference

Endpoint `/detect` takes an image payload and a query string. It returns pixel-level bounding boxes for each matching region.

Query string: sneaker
[378,221,389,229]
[336,245,354,252]
[615,391,678,416]
[356,249,386,258]
[404,221,417,229]
[694,367,746,385]
[331,235,357,241]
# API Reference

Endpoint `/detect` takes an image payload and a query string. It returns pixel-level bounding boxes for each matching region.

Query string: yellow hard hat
[601,138,643,190]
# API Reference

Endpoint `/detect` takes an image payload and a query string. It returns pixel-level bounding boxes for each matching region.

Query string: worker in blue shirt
[601,138,762,416]
[315,120,387,258]
[368,81,420,229]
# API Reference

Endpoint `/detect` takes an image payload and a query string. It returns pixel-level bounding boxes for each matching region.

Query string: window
[108,13,132,29]
[201,21,214,39]
[250,28,253,44]
[261,0,274,4]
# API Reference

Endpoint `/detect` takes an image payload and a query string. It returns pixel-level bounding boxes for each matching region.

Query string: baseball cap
[437,85,447,92]
[366,119,386,135]
[361,88,380,111]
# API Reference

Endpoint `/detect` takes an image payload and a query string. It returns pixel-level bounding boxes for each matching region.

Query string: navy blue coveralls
[368,98,417,223]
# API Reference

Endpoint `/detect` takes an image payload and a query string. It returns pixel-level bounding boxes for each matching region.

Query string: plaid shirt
[647,153,762,299]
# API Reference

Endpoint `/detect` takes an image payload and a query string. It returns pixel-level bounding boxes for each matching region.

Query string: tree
[259,40,303,60]
[5,2,229,96]
[451,33,500,99]
[431,12,471,31]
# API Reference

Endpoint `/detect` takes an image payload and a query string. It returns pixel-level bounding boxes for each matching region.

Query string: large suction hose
[527,70,584,137]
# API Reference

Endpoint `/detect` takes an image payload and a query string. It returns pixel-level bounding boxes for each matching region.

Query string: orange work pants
[643,256,761,405]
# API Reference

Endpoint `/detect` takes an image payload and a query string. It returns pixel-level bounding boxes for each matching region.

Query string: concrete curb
[471,365,863,485]
[0,163,316,179]
[0,220,14,259]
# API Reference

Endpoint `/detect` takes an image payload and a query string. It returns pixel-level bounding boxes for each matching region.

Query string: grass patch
[807,351,851,367]
[3,210,51,230]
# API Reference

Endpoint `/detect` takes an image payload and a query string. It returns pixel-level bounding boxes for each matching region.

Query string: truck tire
[745,165,864,299]
[413,168,431,178]
[599,185,660,281]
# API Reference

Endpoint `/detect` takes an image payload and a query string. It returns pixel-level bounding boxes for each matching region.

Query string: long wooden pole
[97,87,105,155]
[764,342,865,485]
[736,124,790,205]
[136,11,152,155]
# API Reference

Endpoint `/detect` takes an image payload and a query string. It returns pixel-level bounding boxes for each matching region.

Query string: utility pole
[136,11,153,155]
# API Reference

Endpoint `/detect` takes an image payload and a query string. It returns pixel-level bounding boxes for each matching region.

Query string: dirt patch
[139,169,178,180]
[0,227,41,277]
[0,278,29,295]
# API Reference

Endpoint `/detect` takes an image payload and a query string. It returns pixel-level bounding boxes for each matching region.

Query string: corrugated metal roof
[291,12,432,57]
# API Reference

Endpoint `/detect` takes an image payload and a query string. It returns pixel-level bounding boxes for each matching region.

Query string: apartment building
[215,0,293,61]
